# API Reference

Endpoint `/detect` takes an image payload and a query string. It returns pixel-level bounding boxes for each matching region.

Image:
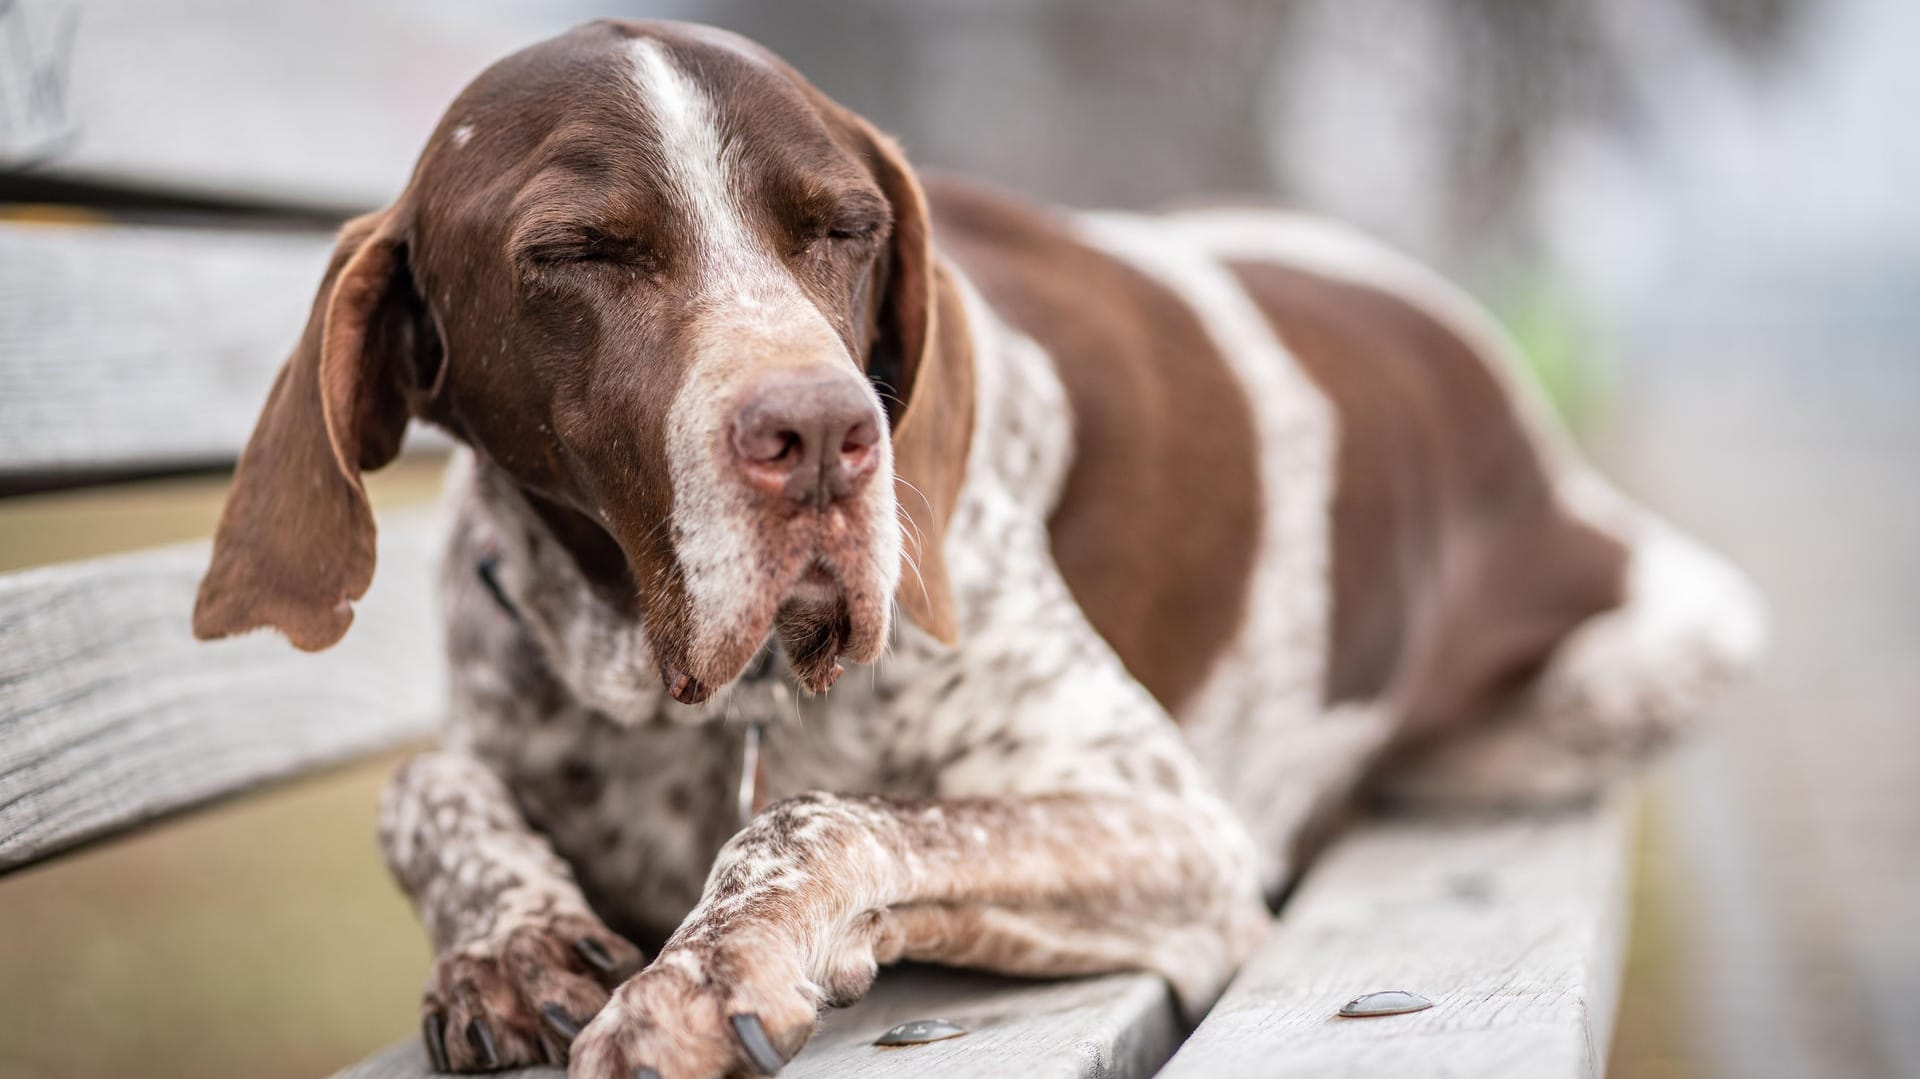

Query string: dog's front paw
[568,941,818,1079]
[421,908,643,1072]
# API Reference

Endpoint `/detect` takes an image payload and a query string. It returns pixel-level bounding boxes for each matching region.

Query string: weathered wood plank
[790,966,1179,1079]
[1158,796,1635,1079]
[0,0,621,208]
[0,510,444,871]
[333,965,1181,1079]
[0,221,327,476]
[0,221,452,481]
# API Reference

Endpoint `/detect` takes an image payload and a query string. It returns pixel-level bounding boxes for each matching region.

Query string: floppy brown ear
[193,211,439,651]
[854,125,974,645]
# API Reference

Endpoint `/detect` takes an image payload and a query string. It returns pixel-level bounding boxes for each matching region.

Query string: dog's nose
[730,367,882,506]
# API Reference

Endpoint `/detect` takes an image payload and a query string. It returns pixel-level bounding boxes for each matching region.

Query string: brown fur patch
[928,180,1262,712]
[1226,259,1628,734]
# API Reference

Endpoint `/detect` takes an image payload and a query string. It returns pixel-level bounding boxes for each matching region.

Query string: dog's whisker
[899,544,930,605]
[895,502,929,553]
[895,476,938,522]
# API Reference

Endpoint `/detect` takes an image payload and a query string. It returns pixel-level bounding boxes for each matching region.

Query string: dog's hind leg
[1371,479,1767,810]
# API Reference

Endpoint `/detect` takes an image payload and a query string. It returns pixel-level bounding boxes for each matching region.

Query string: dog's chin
[771,558,893,693]
[668,559,893,704]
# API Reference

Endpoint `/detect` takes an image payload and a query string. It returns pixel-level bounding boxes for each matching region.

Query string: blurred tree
[1425,0,1814,257]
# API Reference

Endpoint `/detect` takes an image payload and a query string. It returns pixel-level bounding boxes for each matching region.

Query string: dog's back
[928,180,1763,873]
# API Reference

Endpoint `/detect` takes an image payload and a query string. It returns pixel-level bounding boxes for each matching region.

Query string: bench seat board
[1158,795,1634,1079]
[0,511,444,871]
[334,965,1182,1079]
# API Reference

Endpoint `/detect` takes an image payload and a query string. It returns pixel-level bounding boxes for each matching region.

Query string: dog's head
[193,20,972,702]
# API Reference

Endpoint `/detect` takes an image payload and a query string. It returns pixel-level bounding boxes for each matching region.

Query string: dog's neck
[518,489,639,614]
[464,459,680,724]
[463,457,813,750]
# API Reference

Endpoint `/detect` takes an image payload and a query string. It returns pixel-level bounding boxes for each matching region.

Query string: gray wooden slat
[0,221,328,475]
[0,221,457,480]
[0,509,444,871]
[792,966,1179,1079]
[1158,796,1635,1079]
[333,965,1180,1079]
[0,0,665,208]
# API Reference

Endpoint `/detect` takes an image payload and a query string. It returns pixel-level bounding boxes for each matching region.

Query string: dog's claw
[541,1001,582,1041]
[576,935,619,976]
[422,1013,450,1073]
[731,1013,786,1075]
[468,1016,501,1069]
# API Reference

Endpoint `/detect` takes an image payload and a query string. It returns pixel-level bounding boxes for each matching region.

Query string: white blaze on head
[629,38,756,283]
[626,36,899,679]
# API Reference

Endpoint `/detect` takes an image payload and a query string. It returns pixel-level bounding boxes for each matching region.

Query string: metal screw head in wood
[1338,990,1433,1018]
[875,1019,969,1046]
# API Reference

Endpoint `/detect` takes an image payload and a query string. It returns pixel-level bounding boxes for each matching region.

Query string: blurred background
[1,0,1915,1076]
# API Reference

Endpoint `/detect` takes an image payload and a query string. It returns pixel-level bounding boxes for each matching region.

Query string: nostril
[840,420,879,459]
[768,430,803,463]
[732,409,806,470]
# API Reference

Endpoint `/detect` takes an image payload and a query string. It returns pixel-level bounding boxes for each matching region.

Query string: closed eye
[529,229,655,267]
[826,218,882,242]
[798,207,886,256]
[508,211,663,278]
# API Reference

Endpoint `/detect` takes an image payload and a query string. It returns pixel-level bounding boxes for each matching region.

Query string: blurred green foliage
[1494,278,1614,438]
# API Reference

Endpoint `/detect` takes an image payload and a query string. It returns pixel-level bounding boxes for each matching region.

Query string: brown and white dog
[192,20,1763,1079]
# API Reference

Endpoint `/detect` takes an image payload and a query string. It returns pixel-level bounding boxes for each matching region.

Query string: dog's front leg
[380,750,644,1071]
[567,787,1266,1079]
[567,647,1269,1079]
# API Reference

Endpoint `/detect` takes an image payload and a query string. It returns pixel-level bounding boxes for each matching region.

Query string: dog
[191,19,1764,1078]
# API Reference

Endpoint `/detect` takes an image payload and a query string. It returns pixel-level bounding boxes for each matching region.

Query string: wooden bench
[0,2,1636,1074]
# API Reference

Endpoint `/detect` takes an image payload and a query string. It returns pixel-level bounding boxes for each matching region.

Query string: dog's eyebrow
[796,187,889,228]
[503,163,658,262]
[752,157,888,222]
